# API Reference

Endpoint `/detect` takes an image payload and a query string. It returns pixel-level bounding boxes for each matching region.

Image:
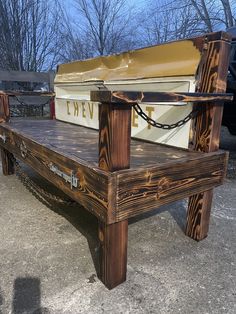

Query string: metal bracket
[70,171,78,189]
[20,141,27,158]
[49,163,79,189]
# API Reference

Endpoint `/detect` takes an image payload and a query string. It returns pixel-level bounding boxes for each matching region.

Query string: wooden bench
[0,31,233,289]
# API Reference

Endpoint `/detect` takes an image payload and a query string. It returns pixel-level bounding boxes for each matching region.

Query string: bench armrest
[91,90,233,105]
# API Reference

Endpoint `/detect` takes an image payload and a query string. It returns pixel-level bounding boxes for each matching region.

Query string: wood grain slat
[1,119,220,168]
[114,151,228,221]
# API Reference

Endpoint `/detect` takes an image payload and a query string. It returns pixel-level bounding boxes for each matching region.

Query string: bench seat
[0,119,228,224]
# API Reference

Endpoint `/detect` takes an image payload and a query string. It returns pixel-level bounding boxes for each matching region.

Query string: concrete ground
[0,127,235,314]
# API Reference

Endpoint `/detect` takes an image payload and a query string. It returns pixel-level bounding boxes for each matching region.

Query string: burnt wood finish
[99,104,131,171]
[190,31,232,53]
[0,94,15,175]
[98,103,131,289]
[0,123,109,222]
[0,94,10,122]
[0,119,228,223]
[90,90,233,105]
[186,33,231,240]
[0,119,227,168]
[98,220,128,289]
[114,151,228,221]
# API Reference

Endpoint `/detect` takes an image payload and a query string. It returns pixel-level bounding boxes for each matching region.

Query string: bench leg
[98,220,128,289]
[1,148,15,175]
[186,190,213,241]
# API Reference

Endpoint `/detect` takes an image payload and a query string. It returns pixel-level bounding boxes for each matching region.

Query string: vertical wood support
[98,103,131,289]
[0,93,15,175]
[186,33,231,241]
[0,93,10,123]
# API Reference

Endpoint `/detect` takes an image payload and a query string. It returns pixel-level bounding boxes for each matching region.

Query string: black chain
[133,104,201,130]
[10,155,77,206]
[14,95,52,107]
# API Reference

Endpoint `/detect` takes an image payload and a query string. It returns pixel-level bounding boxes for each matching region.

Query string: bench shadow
[128,200,187,232]
[12,277,49,314]
[18,164,100,277]
[50,201,100,276]
[16,163,188,280]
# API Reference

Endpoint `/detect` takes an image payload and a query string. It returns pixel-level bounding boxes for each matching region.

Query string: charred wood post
[186,32,232,240]
[98,103,131,289]
[0,93,14,175]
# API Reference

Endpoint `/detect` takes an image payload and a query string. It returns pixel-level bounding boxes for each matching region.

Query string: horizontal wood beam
[90,90,233,105]
[112,151,228,222]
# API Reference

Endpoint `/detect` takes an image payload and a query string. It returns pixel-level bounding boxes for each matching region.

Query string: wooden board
[0,119,225,168]
[114,151,228,221]
[90,91,233,104]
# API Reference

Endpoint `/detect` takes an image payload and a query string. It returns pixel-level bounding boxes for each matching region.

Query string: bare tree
[0,0,63,71]
[221,0,235,28]
[185,0,236,32]
[141,0,199,45]
[189,0,214,32]
[73,0,138,56]
[142,0,236,46]
[57,5,94,62]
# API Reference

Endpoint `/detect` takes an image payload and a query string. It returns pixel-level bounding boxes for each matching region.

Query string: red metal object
[50,97,55,119]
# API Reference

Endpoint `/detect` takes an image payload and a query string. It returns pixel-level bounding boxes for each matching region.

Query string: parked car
[222,27,236,134]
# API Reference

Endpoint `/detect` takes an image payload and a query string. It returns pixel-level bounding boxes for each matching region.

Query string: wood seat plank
[0,119,222,168]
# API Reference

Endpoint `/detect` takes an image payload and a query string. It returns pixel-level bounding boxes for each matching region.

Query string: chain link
[133,104,201,130]
[10,155,77,206]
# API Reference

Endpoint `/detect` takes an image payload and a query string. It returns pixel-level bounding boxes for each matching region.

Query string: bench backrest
[54,33,228,148]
